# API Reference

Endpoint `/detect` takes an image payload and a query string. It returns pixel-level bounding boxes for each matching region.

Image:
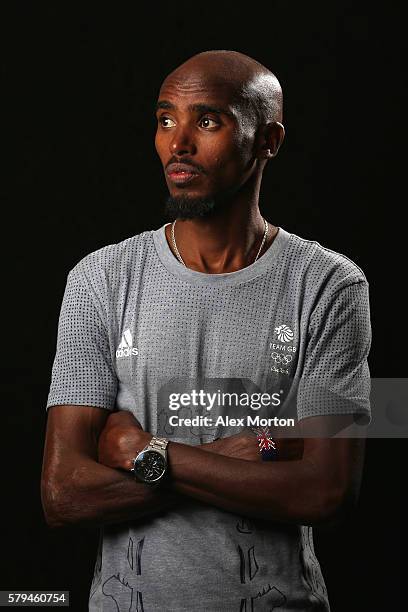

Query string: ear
[257,122,285,159]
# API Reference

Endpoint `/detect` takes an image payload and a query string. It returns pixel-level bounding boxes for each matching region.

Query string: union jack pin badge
[251,426,278,461]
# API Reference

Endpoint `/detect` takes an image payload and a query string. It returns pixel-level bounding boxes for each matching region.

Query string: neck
[164,191,278,274]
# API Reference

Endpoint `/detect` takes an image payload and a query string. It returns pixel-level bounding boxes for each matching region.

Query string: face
[154,68,259,219]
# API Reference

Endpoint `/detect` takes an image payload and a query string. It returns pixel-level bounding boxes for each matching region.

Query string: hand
[202,431,262,462]
[201,432,304,462]
[97,410,152,471]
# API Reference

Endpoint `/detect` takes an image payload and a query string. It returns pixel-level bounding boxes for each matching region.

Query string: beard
[163,191,234,222]
[164,195,216,221]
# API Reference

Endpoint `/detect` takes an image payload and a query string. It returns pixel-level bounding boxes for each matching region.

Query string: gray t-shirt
[46,223,371,611]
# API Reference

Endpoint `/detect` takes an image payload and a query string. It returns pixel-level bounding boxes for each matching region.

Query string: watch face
[133,450,166,483]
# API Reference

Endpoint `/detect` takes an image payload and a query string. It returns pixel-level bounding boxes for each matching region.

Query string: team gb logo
[274,324,294,343]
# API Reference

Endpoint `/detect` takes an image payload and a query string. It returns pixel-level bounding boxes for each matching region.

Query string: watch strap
[147,436,168,452]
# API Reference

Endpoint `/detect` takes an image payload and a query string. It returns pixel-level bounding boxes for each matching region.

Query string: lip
[166,162,201,184]
[166,162,200,174]
[167,171,200,184]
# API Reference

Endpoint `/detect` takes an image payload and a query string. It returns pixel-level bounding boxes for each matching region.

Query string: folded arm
[41,405,181,530]
[165,433,363,525]
[98,411,366,527]
[42,406,364,530]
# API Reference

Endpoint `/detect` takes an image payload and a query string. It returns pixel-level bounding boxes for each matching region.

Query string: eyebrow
[155,100,235,120]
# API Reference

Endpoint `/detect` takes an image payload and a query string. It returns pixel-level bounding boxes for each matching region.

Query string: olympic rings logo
[271,352,293,366]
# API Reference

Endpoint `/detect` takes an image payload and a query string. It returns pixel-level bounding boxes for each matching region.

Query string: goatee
[163,193,231,221]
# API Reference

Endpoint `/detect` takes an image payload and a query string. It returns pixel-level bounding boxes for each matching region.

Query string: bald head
[161,50,283,131]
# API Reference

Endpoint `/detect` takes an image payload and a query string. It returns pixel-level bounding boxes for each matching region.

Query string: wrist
[129,434,169,485]
[122,431,153,471]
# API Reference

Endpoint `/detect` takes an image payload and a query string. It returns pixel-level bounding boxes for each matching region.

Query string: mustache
[165,158,207,174]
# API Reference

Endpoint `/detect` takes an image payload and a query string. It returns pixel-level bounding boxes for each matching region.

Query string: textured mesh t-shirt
[46,223,371,612]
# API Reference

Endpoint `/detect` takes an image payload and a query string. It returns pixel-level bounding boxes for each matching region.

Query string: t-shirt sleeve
[297,278,372,423]
[46,265,118,411]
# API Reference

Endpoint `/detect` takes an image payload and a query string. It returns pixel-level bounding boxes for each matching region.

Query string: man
[41,50,371,611]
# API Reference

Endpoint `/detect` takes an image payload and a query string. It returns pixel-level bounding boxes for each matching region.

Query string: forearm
[166,441,332,525]
[43,454,181,530]
[93,411,335,526]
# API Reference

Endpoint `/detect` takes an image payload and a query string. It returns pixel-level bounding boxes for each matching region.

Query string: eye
[199,116,220,129]
[158,116,176,128]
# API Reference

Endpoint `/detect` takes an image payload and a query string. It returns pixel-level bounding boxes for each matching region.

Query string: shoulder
[284,229,369,294]
[67,229,153,289]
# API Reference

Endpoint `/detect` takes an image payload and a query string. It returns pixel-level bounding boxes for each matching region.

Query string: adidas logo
[116,329,138,359]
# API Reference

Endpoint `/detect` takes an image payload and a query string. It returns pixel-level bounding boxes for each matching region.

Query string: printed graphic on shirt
[235,513,288,611]
[99,536,145,612]
[116,328,139,359]
[269,323,297,376]
[274,324,294,343]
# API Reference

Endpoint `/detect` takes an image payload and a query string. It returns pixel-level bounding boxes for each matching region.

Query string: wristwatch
[130,436,169,485]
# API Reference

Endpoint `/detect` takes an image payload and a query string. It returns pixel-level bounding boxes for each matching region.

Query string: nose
[169,124,196,157]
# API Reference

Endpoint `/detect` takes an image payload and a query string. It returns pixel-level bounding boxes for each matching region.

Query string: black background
[2,3,405,611]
